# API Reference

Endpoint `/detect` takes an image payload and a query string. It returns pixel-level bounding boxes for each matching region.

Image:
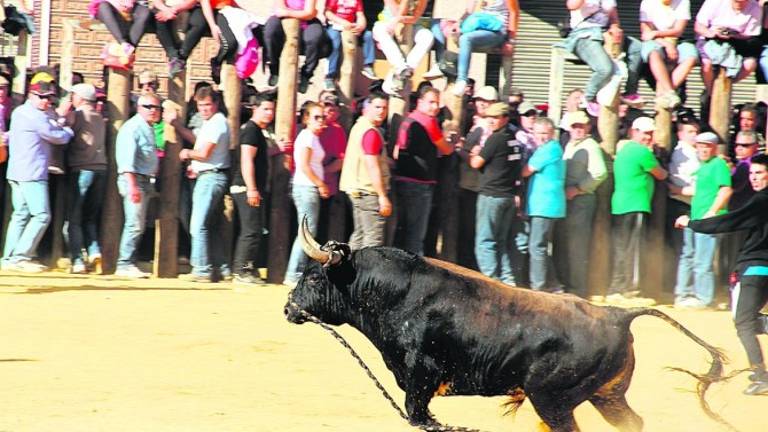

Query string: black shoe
[298,74,310,94]
[210,57,222,85]
[743,380,768,395]
[268,74,278,87]
[234,273,266,284]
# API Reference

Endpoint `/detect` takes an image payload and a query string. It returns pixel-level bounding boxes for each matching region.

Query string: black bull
[284,224,734,432]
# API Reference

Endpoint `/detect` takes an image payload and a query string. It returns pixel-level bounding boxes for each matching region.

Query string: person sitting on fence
[694,0,763,97]
[557,0,643,117]
[263,0,329,94]
[426,0,519,97]
[323,0,377,90]
[153,0,206,78]
[639,0,698,109]
[200,0,250,83]
[372,0,434,96]
[89,0,152,69]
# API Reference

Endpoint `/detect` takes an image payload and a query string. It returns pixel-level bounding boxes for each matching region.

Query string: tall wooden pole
[709,68,732,155]
[219,63,241,275]
[589,33,621,298]
[267,18,299,283]
[337,29,358,130]
[153,71,185,277]
[100,69,132,274]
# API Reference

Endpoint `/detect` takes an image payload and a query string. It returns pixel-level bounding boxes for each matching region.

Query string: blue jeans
[457,30,506,82]
[285,184,321,283]
[65,170,106,265]
[674,228,718,306]
[394,181,434,256]
[189,171,228,277]
[475,194,516,285]
[117,174,152,267]
[529,216,562,292]
[2,180,51,264]
[572,34,642,99]
[325,27,375,78]
[430,19,446,63]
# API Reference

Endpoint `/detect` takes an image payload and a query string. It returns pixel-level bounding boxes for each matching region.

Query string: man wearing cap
[455,85,499,269]
[64,83,108,274]
[515,101,538,159]
[673,131,732,309]
[469,102,523,285]
[340,92,392,249]
[230,92,274,285]
[2,76,74,272]
[558,110,607,298]
[114,92,161,278]
[607,116,668,304]
[169,86,230,282]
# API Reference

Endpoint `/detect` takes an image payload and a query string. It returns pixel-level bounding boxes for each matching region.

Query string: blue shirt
[526,139,566,218]
[116,114,158,176]
[7,100,73,182]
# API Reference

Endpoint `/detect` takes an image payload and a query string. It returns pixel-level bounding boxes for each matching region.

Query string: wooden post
[499,43,515,100]
[100,69,132,274]
[267,18,299,283]
[588,34,621,298]
[220,63,241,273]
[709,68,732,155]
[337,29,358,130]
[153,73,186,277]
[11,31,27,97]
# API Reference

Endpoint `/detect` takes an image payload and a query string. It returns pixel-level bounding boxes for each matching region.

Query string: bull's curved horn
[299,216,329,264]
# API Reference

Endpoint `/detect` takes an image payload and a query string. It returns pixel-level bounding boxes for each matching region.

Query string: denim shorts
[640,40,699,64]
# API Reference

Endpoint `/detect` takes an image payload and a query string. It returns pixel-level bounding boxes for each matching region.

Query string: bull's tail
[622,307,742,432]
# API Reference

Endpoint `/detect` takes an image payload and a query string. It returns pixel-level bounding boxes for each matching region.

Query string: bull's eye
[307,273,323,285]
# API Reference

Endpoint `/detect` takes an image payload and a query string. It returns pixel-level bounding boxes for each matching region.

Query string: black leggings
[263,16,329,77]
[733,273,768,367]
[155,6,208,60]
[97,2,151,47]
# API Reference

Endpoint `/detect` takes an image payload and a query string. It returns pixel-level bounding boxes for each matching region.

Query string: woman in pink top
[89,0,152,63]
[263,0,330,94]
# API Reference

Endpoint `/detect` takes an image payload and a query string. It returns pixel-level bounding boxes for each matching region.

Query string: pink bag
[235,38,259,79]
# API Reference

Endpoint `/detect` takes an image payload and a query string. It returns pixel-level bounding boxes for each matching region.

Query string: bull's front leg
[403,352,440,426]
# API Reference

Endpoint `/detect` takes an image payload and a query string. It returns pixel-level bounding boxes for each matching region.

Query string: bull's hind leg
[529,402,580,432]
[589,347,643,431]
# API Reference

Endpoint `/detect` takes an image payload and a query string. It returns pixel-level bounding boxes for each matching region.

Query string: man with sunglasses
[2,76,74,272]
[114,92,162,278]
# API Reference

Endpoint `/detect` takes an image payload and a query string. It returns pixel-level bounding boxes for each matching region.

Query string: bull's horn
[299,216,329,264]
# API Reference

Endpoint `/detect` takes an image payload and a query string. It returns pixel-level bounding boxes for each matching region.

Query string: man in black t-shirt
[230,93,274,284]
[468,102,522,285]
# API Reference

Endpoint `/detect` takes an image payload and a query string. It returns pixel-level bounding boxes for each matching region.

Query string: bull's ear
[321,241,351,267]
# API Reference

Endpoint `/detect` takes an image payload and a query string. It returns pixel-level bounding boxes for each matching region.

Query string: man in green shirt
[607,117,668,304]
[674,132,733,309]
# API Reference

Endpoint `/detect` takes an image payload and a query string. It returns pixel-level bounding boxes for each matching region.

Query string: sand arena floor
[0,272,765,432]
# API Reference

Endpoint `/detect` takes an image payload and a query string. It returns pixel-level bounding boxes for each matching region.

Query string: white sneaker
[422,64,444,80]
[114,265,150,279]
[71,262,88,274]
[4,260,47,273]
[382,72,399,96]
[452,80,467,97]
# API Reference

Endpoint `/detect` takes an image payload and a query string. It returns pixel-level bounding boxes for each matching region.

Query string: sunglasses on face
[36,94,55,100]
[141,104,162,110]
[735,142,756,147]
[312,115,326,121]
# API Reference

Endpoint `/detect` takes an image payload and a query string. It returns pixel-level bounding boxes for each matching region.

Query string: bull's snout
[284,303,307,324]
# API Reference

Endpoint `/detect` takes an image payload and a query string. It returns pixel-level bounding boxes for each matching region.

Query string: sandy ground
[0,271,765,432]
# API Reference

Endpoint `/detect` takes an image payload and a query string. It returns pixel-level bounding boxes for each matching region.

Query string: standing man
[169,86,230,283]
[676,154,768,395]
[340,93,392,249]
[559,110,607,297]
[114,92,161,278]
[607,117,668,304]
[468,102,522,285]
[392,86,454,255]
[230,92,274,285]
[65,83,107,274]
[522,118,566,292]
[673,132,733,309]
[2,77,73,272]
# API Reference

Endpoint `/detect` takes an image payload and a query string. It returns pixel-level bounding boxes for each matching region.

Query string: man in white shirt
[168,86,231,283]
